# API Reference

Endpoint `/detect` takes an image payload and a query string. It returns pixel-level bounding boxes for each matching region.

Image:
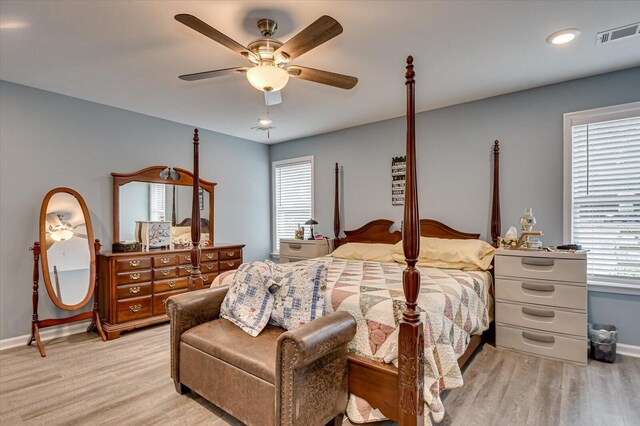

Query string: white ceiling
[1,1,639,144]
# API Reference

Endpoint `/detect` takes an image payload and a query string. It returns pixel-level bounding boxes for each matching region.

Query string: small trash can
[588,323,618,363]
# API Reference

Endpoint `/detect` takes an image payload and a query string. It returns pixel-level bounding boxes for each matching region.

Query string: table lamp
[305,219,318,240]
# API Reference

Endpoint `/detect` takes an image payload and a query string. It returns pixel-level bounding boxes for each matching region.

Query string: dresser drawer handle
[160,270,171,276]
[160,257,170,264]
[206,253,215,259]
[129,273,140,280]
[185,256,191,262]
[522,331,555,344]
[129,260,140,267]
[168,281,176,288]
[185,267,192,273]
[129,286,141,294]
[522,282,555,292]
[289,244,302,250]
[202,276,209,282]
[522,306,555,318]
[227,251,235,256]
[129,304,142,313]
[205,264,214,270]
[521,258,555,267]
[227,261,235,267]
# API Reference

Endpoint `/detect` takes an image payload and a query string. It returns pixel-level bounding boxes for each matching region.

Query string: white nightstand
[494,249,587,365]
[279,239,334,263]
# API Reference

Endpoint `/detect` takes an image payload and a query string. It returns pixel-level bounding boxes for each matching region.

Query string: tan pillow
[392,237,494,271]
[330,243,395,263]
[171,226,191,237]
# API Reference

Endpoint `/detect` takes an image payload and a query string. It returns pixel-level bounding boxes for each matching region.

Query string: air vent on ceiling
[596,22,640,45]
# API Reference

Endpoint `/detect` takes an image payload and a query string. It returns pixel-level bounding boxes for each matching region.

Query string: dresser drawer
[178,265,193,277]
[115,270,152,285]
[201,261,219,273]
[153,267,178,280]
[280,256,307,264]
[495,278,587,310]
[203,251,219,262]
[116,282,152,299]
[200,272,219,287]
[280,241,318,259]
[220,249,242,260]
[116,296,152,322]
[152,255,178,268]
[496,301,586,337]
[178,253,193,265]
[153,290,188,316]
[497,325,586,364]
[153,277,188,293]
[220,259,241,271]
[115,257,151,273]
[496,255,586,283]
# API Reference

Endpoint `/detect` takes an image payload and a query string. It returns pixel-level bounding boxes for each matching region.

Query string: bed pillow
[171,226,191,237]
[392,237,495,271]
[330,242,395,263]
[267,261,327,331]
[220,261,275,337]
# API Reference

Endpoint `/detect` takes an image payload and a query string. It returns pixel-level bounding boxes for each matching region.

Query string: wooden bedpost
[398,56,424,426]
[491,140,501,247]
[189,129,203,290]
[334,162,340,246]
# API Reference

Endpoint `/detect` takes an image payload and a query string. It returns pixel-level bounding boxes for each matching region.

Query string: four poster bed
[182,56,501,425]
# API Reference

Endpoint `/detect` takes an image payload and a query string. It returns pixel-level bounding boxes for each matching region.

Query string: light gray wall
[270,67,640,346]
[0,80,271,340]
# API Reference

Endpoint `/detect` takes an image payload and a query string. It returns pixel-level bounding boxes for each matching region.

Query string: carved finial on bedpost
[189,128,202,290]
[399,55,424,426]
[334,163,340,246]
[491,140,501,247]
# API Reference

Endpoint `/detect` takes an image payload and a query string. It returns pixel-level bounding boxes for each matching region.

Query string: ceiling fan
[175,14,358,92]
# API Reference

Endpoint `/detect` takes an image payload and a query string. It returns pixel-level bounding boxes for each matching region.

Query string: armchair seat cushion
[181,318,285,384]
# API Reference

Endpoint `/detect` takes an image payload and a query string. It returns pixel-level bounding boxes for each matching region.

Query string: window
[564,102,640,288]
[149,183,166,221]
[272,156,314,253]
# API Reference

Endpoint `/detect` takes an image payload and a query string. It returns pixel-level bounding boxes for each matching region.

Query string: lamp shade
[50,228,73,241]
[246,63,289,92]
[305,219,318,225]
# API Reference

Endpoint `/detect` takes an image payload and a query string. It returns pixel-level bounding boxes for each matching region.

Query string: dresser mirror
[29,187,105,357]
[112,166,215,247]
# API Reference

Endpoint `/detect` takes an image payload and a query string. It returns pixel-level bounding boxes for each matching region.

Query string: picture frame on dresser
[99,162,244,340]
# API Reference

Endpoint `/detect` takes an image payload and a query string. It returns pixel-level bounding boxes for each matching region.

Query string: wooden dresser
[99,244,244,339]
[495,249,587,365]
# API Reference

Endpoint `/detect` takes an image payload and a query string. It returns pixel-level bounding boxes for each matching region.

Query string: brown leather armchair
[166,286,357,426]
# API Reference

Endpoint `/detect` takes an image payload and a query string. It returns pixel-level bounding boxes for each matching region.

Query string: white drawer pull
[522,331,555,344]
[521,258,554,267]
[522,306,555,318]
[521,282,555,292]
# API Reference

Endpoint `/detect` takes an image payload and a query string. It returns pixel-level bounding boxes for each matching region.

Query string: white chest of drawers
[279,239,334,263]
[494,249,587,365]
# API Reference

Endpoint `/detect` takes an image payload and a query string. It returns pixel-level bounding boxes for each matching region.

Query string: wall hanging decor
[391,156,406,205]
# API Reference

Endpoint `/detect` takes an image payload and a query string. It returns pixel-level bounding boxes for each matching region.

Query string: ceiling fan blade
[275,16,342,62]
[73,232,88,239]
[175,14,256,60]
[287,66,358,90]
[179,67,249,81]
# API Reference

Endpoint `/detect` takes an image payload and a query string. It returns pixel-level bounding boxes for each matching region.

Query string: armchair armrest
[166,286,229,391]
[276,311,357,425]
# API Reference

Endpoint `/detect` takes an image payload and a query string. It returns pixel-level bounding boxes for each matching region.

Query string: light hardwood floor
[1,325,638,425]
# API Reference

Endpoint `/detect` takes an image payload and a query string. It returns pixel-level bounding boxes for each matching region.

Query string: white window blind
[150,183,166,221]
[273,157,313,253]
[570,115,640,283]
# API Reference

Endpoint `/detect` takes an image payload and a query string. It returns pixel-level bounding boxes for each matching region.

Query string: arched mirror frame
[39,187,97,311]
[111,165,216,244]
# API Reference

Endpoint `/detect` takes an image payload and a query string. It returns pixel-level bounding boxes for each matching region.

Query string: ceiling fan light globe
[246,63,289,92]
[51,228,74,242]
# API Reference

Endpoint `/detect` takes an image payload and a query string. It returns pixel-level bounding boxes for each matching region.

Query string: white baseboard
[0,320,91,351]
[617,343,640,358]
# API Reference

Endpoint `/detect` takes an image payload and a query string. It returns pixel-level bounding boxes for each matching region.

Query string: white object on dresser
[279,239,334,263]
[495,249,587,365]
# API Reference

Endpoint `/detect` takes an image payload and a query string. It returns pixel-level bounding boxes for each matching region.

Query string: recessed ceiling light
[547,28,581,45]
[0,21,28,30]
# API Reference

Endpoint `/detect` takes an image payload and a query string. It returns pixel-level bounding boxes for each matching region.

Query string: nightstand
[279,239,334,263]
[494,249,587,365]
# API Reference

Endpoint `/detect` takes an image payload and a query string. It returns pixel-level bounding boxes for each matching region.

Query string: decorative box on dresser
[279,238,334,263]
[99,244,244,339]
[495,249,588,365]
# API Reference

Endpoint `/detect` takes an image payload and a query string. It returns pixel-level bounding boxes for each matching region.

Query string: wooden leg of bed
[398,321,424,426]
[325,413,343,426]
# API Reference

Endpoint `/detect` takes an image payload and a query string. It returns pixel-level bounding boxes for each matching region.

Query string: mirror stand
[27,240,106,357]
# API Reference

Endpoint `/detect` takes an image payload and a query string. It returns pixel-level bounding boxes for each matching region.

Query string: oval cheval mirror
[28,187,106,357]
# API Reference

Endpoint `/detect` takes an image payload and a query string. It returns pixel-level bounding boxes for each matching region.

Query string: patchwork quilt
[212,257,493,424]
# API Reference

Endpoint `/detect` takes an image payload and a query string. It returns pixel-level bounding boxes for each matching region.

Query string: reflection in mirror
[119,182,211,245]
[44,192,92,307]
